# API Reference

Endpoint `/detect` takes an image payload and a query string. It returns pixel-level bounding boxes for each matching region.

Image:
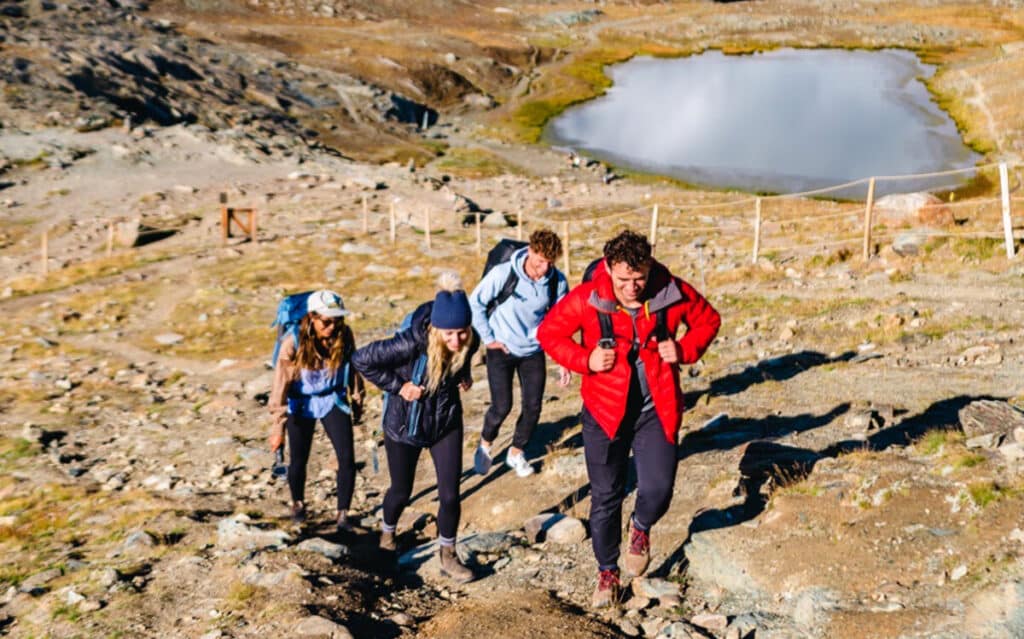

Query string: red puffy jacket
[537,259,720,443]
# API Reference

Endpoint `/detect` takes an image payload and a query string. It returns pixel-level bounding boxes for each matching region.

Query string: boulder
[959,400,1024,441]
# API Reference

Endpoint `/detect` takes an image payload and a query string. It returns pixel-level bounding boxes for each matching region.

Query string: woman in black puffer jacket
[352,273,479,583]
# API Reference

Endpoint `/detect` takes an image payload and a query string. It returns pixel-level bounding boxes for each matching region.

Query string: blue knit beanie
[430,290,471,329]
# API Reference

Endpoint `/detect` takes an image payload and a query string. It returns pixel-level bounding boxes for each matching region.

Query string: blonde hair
[423,270,472,394]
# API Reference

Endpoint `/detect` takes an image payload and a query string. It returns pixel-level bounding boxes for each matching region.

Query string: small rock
[296,537,349,560]
[216,515,291,551]
[119,530,157,554]
[295,615,353,638]
[998,442,1024,461]
[657,622,696,638]
[619,619,640,636]
[632,577,680,600]
[154,333,184,346]
[690,612,728,632]
[389,612,415,627]
[545,516,587,544]
[950,565,968,581]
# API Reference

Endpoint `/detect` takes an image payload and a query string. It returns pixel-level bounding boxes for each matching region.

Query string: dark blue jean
[481,349,547,451]
[582,402,678,570]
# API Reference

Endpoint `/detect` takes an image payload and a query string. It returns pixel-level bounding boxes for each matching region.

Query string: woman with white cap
[268,289,362,530]
[352,272,479,583]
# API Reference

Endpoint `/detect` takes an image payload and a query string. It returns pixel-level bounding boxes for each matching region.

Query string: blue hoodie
[469,247,569,357]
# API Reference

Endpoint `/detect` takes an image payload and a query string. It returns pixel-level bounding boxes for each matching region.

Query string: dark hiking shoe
[438,545,473,583]
[379,530,397,552]
[623,519,650,577]
[290,501,307,525]
[336,512,354,534]
[591,568,621,609]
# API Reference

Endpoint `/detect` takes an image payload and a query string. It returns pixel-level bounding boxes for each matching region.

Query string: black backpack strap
[486,267,520,317]
[598,311,614,341]
[654,308,669,342]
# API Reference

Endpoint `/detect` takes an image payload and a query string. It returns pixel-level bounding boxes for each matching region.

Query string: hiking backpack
[482,238,559,318]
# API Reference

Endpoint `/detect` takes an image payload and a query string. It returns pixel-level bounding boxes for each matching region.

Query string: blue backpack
[271,291,315,367]
[271,291,354,413]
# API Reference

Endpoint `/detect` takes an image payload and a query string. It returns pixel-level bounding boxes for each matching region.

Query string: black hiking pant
[286,406,355,513]
[382,423,463,541]
[583,393,678,571]
[481,349,547,451]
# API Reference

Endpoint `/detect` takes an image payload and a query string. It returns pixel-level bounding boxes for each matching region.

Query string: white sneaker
[474,443,493,476]
[506,450,535,477]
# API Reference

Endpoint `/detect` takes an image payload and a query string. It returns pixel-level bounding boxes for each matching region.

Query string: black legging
[286,406,355,513]
[382,423,463,541]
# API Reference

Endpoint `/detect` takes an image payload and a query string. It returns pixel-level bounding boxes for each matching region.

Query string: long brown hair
[294,313,349,373]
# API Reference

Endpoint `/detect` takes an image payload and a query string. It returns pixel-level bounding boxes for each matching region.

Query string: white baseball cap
[307,290,350,318]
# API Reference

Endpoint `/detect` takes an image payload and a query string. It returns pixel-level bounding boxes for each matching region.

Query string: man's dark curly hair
[603,230,652,270]
[529,228,563,262]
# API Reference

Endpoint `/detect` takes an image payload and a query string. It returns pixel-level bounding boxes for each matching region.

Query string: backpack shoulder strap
[410,352,429,386]
[486,266,520,317]
[598,311,614,341]
[654,308,669,342]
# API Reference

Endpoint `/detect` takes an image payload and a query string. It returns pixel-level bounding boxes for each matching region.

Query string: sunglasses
[313,315,338,326]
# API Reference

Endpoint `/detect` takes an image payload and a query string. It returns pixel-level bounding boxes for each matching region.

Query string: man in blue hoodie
[469,229,571,477]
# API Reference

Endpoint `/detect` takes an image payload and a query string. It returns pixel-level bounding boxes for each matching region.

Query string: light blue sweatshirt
[469,247,569,357]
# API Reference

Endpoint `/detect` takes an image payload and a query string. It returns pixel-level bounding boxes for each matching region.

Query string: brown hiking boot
[438,545,473,583]
[623,518,650,577]
[336,512,354,534]
[379,529,396,552]
[591,568,621,609]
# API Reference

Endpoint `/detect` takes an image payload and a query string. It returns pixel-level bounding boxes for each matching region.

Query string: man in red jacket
[538,230,720,608]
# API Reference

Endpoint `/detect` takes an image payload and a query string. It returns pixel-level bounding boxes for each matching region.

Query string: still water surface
[546,49,980,198]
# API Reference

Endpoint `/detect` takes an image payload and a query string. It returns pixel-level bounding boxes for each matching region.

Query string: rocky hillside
[1,1,1024,638]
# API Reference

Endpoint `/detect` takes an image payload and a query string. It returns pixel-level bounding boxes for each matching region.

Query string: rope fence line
[20,161,1023,280]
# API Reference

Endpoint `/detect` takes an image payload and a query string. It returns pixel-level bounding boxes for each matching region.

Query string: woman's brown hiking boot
[438,545,473,583]
[379,529,396,552]
[623,518,650,577]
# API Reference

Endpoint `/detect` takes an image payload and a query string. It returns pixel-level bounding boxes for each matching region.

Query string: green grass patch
[953,453,986,469]
[916,429,964,455]
[968,481,1003,508]
[433,147,527,179]
[0,437,37,463]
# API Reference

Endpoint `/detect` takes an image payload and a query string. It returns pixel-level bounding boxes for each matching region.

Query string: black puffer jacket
[352,302,479,447]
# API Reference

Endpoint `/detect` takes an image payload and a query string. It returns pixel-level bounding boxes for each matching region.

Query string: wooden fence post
[752,197,762,264]
[1000,162,1015,259]
[562,220,571,277]
[106,220,115,257]
[649,205,660,257]
[424,207,431,250]
[862,178,876,261]
[389,201,396,244]
[362,195,369,235]
[40,229,48,275]
[475,212,482,256]
[220,206,229,245]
